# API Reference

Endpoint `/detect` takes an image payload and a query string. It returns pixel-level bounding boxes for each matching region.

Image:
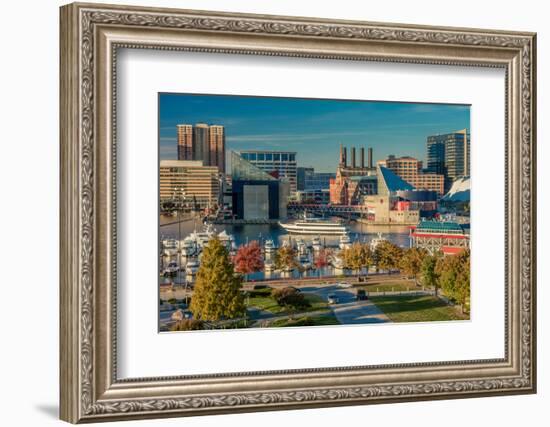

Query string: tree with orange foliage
[233,240,264,280]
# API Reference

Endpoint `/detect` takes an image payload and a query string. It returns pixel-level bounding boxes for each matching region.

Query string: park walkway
[330,300,389,324]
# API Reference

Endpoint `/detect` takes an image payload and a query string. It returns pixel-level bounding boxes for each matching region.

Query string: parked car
[337,282,352,289]
[356,289,368,301]
[327,294,339,304]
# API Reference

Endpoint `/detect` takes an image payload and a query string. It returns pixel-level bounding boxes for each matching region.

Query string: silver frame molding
[60,2,537,423]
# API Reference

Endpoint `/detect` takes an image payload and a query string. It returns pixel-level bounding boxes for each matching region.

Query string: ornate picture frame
[60,2,536,423]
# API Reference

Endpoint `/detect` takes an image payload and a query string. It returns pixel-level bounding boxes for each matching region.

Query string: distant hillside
[442,176,470,202]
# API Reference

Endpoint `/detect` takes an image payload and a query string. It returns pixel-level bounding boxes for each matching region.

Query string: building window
[281,153,288,161]
[289,153,295,162]
[273,153,280,161]
[257,153,265,161]
[265,153,273,161]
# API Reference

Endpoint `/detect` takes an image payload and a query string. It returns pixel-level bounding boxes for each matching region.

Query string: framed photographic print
[60,2,537,423]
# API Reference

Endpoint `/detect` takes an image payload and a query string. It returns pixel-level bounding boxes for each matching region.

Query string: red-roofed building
[410,220,470,255]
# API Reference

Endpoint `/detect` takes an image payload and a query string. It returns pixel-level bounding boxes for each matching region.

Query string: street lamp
[173,186,186,287]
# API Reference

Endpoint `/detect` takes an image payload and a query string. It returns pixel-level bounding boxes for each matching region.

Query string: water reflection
[159,215,412,282]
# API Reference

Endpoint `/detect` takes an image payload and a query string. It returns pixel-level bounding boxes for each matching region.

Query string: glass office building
[426,129,470,191]
[239,150,297,194]
[230,152,289,220]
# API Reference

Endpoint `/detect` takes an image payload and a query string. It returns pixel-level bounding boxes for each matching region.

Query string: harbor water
[159,215,412,282]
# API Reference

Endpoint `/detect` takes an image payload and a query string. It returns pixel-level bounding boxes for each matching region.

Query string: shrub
[271,287,310,310]
[247,288,272,298]
[171,319,204,331]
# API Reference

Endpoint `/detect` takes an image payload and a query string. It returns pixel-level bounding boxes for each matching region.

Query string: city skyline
[159,93,470,172]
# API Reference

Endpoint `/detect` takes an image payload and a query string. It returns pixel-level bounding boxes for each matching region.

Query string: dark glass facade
[426,135,447,175]
[426,130,470,192]
[231,180,280,220]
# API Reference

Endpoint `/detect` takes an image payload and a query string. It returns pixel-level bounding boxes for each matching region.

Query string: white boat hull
[279,222,348,235]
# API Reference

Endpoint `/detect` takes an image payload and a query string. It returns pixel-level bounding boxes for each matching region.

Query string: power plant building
[329,144,377,205]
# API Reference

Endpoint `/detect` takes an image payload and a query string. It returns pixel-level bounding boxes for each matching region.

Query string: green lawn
[247,289,328,315]
[360,282,418,293]
[303,293,329,310]
[370,295,469,323]
[269,313,340,328]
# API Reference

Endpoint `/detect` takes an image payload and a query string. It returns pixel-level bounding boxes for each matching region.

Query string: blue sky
[159,93,470,172]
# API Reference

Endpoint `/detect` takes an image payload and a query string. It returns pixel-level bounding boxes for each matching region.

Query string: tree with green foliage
[339,242,372,274]
[421,253,440,295]
[189,238,245,322]
[436,249,470,313]
[274,245,299,271]
[400,247,428,285]
[373,241,403,273]
[454,250,470,313]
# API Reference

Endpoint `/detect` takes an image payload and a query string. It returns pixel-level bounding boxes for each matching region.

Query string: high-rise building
[305,171,336,190]
[176,123,226,174]
[177,125,193,161]
[298,167,335,191]
[297,167,314,191]
[384,155,445,196]
[192,123,210,164]
[426,129,470,191]
[159,160,220,209]
[385,155,421,184]
[238,150,297,194]
[209,125,225,174]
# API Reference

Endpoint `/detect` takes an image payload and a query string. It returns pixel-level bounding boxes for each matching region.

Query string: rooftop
[415,220,465,233]
[378,166,415,192]
[231,151,277,181]
[160,160,205,168]
[239,150,297,154]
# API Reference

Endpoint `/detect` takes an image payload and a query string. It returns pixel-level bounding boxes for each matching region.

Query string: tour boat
[279,215,348,236]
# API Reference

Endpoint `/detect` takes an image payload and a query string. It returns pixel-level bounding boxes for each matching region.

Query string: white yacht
[187,223,215,247]
[369,232,388,251]
[279,214,348,236]
[339,233,352,250]
[311,236,322,252]
[218,230,237,253]
[162,239,179,256]
[181,238,196,257]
